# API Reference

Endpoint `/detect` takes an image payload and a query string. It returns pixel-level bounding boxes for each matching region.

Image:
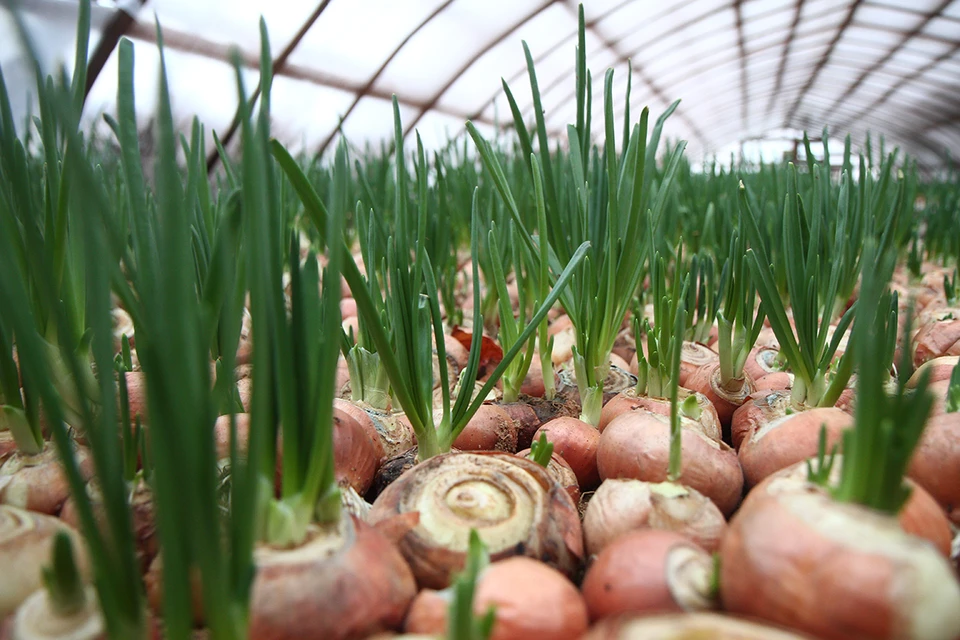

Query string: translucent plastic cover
[2,0,958,169]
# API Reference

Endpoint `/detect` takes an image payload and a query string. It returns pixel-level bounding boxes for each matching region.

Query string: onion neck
[2,405,43,456]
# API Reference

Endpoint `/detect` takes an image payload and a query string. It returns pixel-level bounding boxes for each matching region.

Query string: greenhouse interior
[0,0,959,638]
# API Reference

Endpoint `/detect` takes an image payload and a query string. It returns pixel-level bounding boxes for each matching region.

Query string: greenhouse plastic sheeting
[1,0,958,170]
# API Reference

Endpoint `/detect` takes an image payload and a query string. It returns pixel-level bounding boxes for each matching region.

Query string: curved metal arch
[766,0,805,121]
[782,0,865,128]
[205,0,333,172]
[400,0,560,140]
[631,76,950,161]
[662,56,960,119]
[467,0,704,122]
[816,0,954,118]
[686,77,951,144]
[314,0,457,159]
[515,0,841,138]
[626,36,960,125]
[83,0,148,103]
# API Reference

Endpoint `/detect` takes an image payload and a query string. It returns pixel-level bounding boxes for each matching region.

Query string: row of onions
[0,2,959,639]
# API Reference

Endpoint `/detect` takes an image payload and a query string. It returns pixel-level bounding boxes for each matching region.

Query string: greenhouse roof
[2,0,959,170]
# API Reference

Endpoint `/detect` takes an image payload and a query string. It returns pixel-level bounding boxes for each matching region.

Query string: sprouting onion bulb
[528,432,554,468]
[830,241,933,514]
[467,7,687,428]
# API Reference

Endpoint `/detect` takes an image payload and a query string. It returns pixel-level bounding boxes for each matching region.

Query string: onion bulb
[404,556,588,640]
[3,585,104,640]
[582,612,815,640]
[368,451,584,588]
[0,507,89,617]
[0,443,93,516]
[721,473,960,640]
[583,479,725,555]
[580,529,718,622]
[597,411,743,516]
[248,516,416,640]
[531,417,600,489]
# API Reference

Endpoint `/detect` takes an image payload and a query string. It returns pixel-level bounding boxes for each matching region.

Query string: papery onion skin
[582,612,817,640]
[532,417,600,489]
[907,411,960,521]
[248,516,416,640]
[334,399,385,464]
[737,407,853,488]
[730,390,793,451]
[452,404,518,453]
[742,346,783,385]
[0,444,94,516]
[598,411,743,516]
[404,557,588,640]
[580,529,717,622]
[683,363,754,435]
[368,451,584,589]
[753,372,793,393]
[677,342,719,389]
[515,448,580,505]
[721,477,960,640]
[913,318,960,368]
[747,458,954,558]
[927,379,958,417]
[0,506,90,618]
[907,356,959,387]
[583,479,725,555]
[333,408,382,496]
[598,389,721,442]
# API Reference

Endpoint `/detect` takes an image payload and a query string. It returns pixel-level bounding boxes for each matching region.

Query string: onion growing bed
[0,3,959,640]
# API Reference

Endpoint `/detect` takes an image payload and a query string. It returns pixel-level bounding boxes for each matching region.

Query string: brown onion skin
[340,297,358,319]
[720,479,960,640]
[743,347,782,385]
[367,451,584,589]
[913,318,960,368]
[0,443,94,515]
[333,399,385,464]
[580,529,714,622]
[248,516,416,640]
[516,448,580,505]
[737,407,853,488]
[333,408,382,496]
[583,479,726,555]
[597,411,743,516]
[927,379,957,417]
[532,417,600,489]
[123,371,150,426]
[730,390,792,451]
[497,402,541,451]
[519,355,550,398]
[746,459,954,558]
[582,612,818,640]
[907,411,960,520]
[452,404,518,453]
[907,356,959,387]
[898,480,954,558]
[683,362,754,434]
[677,342,719,388]
[753,371,793,393]
[404,557,588,640]
[599,389,721,442]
